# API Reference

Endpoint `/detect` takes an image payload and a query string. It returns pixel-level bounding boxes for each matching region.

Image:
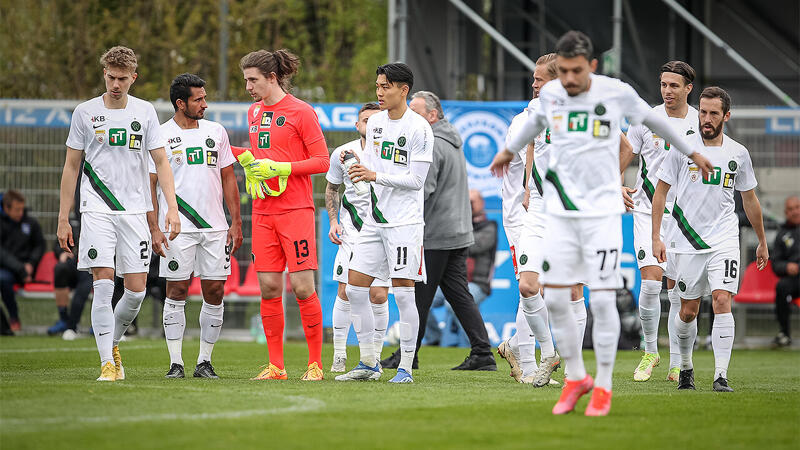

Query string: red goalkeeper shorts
[251,208,318,273]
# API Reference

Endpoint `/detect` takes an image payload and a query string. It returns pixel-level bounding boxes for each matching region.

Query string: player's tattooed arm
[326,182,343,245]
[147,173,168,257]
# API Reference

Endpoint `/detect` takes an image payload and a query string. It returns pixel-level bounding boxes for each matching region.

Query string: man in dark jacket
[382,91,496,371]
[0,190,46,332]
[772,195,800,347]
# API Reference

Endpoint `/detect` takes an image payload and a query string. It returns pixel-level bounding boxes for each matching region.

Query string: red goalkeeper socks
[297,292,323,367]
[260,296,285,369]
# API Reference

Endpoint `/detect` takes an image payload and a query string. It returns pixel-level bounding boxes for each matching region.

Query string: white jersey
[66,95,163,214]
[148,118,234,232]
[326,139,368,239]
[512,74,652,217]
[364,108,434,227]
[502,112,528,228]
[627,104,699,214]
[656,133,757,254]
[528,98,551,203]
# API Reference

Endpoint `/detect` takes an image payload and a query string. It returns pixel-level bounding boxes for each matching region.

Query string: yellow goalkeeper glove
[251,159,292,180]
[237,151,269,199]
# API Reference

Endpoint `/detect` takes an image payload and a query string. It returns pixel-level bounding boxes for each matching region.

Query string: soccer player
[335,63,433,383]
[490,31,712,415]
[57,46,180,381]
[148,73,242,379]
[230,49,330,381]
[325,102,390,373]
[653,86,768,392]
[621,61,699,382]
[496,53,562,386]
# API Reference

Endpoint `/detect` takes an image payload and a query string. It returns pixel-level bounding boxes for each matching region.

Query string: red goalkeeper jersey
[233,94,329,215]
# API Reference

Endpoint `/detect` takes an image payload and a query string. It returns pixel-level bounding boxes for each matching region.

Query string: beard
[185,110,205,121]
[700,120,723,140]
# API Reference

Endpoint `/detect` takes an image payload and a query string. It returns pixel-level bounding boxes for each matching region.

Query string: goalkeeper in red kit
[232,49,330,380]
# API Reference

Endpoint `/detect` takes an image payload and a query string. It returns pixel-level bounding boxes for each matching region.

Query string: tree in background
[0,0,387,102]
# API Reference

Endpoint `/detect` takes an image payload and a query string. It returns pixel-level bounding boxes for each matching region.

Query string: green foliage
[0,0,387,102]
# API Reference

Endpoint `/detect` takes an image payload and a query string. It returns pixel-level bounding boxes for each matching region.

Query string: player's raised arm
[490,106,548,177]
[641,110,713,178]
[57,147,83,253]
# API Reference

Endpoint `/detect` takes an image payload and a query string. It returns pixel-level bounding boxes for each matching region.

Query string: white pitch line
[0,343,161,354]
[0,395,325,431]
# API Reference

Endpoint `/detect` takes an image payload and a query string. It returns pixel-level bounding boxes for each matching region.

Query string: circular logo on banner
[398,136,406,147]
[542,260,550,272]
[276,116,286,126]
[336,265,343,275]
[638,249,646,260]
[88,248,97,259]
[206,138,215,148]
[168,260,179,271]
[728,160,737,171]
[131,121,141,131]
[452,111,508,200]
[678,280,686,292]
[519,254,528,265]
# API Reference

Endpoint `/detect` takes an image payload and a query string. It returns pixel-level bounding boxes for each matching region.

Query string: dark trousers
[0,268,19,321]
[54,258,93,330]
[415,248,491,356]
[775,276,800,337]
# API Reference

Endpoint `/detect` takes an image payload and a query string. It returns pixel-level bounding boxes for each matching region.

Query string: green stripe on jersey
[176,195,212,229]
[671,202,710,250]
[369,185,388,223]
[82,161,124,211]
[531,159,543,196]
[545,169,578,211]
[341,194,363,231]
[640,157,656,203]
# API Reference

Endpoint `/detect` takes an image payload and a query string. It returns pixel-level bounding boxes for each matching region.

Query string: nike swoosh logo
[170,144,182,149]
[223,264,230,270]
[98,331,110,336]
[720,335,732,339]
[93,124,105,129]
[210,324,222,328]
[394,267,404,271]
[297,260,307,265]
[723,280,734,284]
[308,323,319,328]
[164,322,179,326]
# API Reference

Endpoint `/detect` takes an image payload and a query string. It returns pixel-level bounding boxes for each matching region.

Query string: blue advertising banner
[319,210,640,347]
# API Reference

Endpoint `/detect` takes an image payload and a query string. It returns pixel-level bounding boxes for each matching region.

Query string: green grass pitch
[1,336,798,449]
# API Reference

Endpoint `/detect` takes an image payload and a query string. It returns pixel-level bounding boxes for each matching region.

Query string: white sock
[712,312,735,379]
[521,292,555,359]
[394,286,419,373]
[639,279,662,354]
[515,305,537,377]
[667,288,681,369]
[571,298,587,351]
[345,285,375,367]
[91,279,115,365]
[332,296,351,358]
[544,287,585,381]
[589,290,620,391]
[163,298,186,366]
[674,314,697,370]
[372,301,389,361]
[198,300,224,364]
[113,288,145,347]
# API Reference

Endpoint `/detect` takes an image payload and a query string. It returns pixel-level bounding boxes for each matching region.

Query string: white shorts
[78,212,151,275]
[333,238,390,287]
[672,246,740,299]
[159,230,231,281]
[349,223,426,282]
[540,214,623,290]
[505,224,522,280]
[633,210,670,272]
[517,200,546,275]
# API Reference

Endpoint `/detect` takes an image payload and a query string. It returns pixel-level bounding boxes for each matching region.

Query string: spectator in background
[0,190,45,333]
[382,91,496,371]
[428,190,498,347]
[772,195,800,347]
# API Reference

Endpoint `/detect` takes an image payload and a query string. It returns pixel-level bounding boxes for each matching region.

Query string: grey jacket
[423,119,474,250]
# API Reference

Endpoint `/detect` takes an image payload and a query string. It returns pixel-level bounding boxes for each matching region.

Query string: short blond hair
[536,53,558,79]
[100,46,137,73]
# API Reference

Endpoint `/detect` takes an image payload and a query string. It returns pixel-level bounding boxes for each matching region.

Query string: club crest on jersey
[686,129,695,135]
[728,160,737,171]
[594,103,606,115]
[397,136,407,147]
[205,138,215,148]
[168,260,179,271]
[261,112,273,127]
[592,120,610,138]
[276,116,286,126]
[393,148,408,166]
[131,120,141,132]
[88,248,98,259]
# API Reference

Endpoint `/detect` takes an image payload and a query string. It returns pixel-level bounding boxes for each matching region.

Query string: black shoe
[165,363,185,378]
[380,348,418,370]
[677,368,695,390]
[451,353,497,371]
[712,376,733,392]
[194,361,219,379]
